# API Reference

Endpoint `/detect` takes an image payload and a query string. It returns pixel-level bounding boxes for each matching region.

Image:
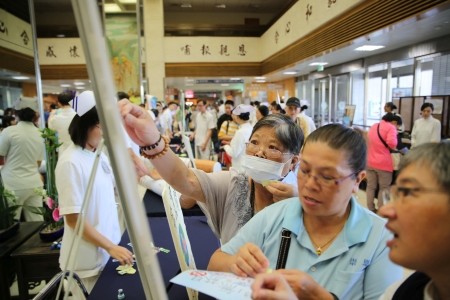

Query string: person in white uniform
[224,104,254,172]
[192,99,215,160]
[48,91,77,154]
[0,97,44,221]
[411,102,441,148]
[56,91,133,292]
[299,99,317,136]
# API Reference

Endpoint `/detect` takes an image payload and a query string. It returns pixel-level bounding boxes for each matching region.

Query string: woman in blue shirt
[208,124,402,300]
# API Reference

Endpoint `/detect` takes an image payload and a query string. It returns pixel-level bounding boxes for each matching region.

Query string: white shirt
[0,122,44,190]
[224,122,253,172]
[300,111,316,134]
[48,107,77,154]
[194,111,215,146]
[411,116,441,148]
[56,144,121,278]
[159,109,173,135]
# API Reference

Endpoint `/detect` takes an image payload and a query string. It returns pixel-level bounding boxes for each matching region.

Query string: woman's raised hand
[118,99,159,146]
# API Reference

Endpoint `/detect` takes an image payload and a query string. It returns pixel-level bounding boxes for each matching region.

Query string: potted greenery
[0,174,20,242]
[28,128,64,242]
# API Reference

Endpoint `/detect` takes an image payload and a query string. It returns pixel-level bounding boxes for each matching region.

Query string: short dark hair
[68,107,99,148]
[254,101,261,107]
[58,91,75,105]
[117,91,129,100]
[392,114,402,125]
[197,99,207,105]
[251,114,303,155]
[385,102,397,110]
[257,105,269,117]
[382,112,396,122]
[16,108,36,122]
[236,112,250,121]
[303,124,366,173]
[421,102,434,111]
[225,100,234,106]
[167,101,178,107]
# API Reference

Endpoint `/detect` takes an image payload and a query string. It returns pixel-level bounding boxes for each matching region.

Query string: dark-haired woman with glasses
[120,100,303,244]
[208,124,402,300]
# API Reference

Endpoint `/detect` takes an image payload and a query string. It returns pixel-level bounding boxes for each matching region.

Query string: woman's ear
[289,155,299,171]
[352,170,366,193]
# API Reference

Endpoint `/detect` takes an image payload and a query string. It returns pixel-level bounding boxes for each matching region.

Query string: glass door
[314,77,330,126]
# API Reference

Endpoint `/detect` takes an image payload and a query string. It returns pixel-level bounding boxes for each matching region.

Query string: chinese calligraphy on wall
[179,43,248,56]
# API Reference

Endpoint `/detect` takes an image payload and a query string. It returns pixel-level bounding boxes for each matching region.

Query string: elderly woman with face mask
[209,124,402,300]
[119,100,303,244]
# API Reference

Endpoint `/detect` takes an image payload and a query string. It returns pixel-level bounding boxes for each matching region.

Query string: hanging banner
[0,8,33,56]
[105,15,140,104]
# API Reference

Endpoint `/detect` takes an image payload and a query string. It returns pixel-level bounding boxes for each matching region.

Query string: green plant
[27,128,63,230]
[0,175,19,230]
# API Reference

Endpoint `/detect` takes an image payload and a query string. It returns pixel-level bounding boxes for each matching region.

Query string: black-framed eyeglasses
[298,167,358,187]
[387,185,445,203]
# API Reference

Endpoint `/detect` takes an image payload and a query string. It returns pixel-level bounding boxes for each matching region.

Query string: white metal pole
[69,1,167,299]
[28,0,45,130]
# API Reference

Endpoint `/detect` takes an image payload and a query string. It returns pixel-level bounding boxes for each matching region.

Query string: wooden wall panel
[40,64,89,80]
[0,46,34,75]
[165,62,261,77]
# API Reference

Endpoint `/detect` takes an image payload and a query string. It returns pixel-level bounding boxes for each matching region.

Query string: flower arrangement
[30,128,63,232]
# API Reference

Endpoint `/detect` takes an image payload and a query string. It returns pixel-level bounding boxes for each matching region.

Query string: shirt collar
[281,196,373,247]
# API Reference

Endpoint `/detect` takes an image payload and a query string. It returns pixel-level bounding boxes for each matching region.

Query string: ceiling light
[255,80,266,83]
[180,3,192,8]
[216,4,226,8]
[73,82,85,86]
[221,83,229,86]
[309,62,328,66]
[104,3,122,13]
[118,0,136,3]
[230,78,241,81]
[75,86,85,90]
[254,76,266,80]
[283,71,297,75]
[12,76,30,80]
[56,34,65,38]
[60,84,71,87]
[355,45,385,51]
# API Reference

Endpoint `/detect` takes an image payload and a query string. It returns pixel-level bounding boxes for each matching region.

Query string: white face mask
[242,154,291,184]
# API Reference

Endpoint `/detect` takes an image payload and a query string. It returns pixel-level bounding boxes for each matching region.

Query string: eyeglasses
[245,142,291,160]
[298,167,358,187]
[384,185,445,204]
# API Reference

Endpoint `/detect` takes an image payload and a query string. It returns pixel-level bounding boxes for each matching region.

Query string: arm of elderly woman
[120,100,206,203]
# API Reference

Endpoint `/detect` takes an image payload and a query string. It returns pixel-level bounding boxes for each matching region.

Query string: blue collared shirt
[221,197,402,300]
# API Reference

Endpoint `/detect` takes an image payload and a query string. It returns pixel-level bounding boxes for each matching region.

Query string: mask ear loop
[280,154,296,178]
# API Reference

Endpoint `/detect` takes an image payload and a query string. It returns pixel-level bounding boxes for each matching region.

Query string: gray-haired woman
[120,100,304,243]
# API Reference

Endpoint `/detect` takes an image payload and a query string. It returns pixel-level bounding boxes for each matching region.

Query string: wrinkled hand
[108,245,134,265]
[265,181,297,203]
[275,269,333,300]
[252,273,297,300]
[118,99,159,146]
[230,243,269,278]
